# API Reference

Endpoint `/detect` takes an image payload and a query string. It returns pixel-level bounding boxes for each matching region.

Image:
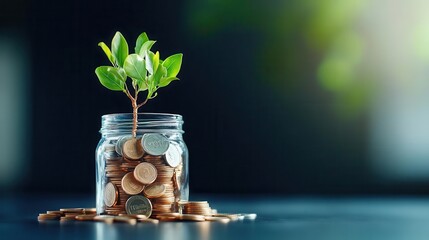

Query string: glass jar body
[95,113,189,216]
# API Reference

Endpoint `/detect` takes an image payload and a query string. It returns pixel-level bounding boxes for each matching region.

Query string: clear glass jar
[95,113,189,217]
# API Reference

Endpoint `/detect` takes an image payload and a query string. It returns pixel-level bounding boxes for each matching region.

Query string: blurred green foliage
[185,0,373,117]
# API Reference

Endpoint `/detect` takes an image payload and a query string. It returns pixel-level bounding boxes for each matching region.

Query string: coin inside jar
[141,133,169,156]
[164,143,182,167]
[121,172,145,195]
[122,138,144,160]
[134,162,157,184]
[104,182,118,207]
[115,135,132,156]
[143,183,166,198]
[125,195,152,217]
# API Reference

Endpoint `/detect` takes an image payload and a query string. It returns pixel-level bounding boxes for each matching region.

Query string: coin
[104,182,118,207]
[143,183,166,198]
[60,208,84,213]
[114,216,137,225]
[75,214,96,221]
[180,201,213,216]
[121,172,145,195]
[46,210,63,215]
[242,213,257,220]
[118,214,148,219]
[164,143,181,167]
[204,216,230,223]
[60,216,76,221]
[94,215,115,223]
[125,195,152,217]
[138,218,159,224]
[115,135,132,156]
[38,213,60,220]
[212,214,241,221]
[178,214,206,221]
[173,171,181,191]
[134,162,157,184]
[141,133,169,156]
[122,138,144,160]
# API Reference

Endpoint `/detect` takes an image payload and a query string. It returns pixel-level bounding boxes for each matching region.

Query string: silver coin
[141,133,169,156]
[242,213,257,220]
[115,135,133,156]
[164,143,182,167]
[125,195,152,217]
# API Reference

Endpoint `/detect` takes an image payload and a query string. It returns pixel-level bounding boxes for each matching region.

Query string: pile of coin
[102,133,184,217]
[37,207,257,224]
[38,208,96,222]
[37,208,159,224]
[179,201,213,215]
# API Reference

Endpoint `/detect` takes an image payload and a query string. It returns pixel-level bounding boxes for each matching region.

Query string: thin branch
[134,87,139,103]
[137,97,149,108]
[123,83,134,101]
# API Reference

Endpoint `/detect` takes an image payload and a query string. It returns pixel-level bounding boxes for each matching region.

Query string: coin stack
[180,201,213,215]
[102,133,184,217]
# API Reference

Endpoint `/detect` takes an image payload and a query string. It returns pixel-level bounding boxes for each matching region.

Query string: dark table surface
[1,194,429,240]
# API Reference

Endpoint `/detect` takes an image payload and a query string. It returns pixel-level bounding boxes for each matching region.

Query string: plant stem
[125,85,151,138]
[132,99,138,138]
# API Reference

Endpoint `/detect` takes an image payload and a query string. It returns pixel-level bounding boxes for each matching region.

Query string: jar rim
[100,113,184,136]
[102,112,183,119]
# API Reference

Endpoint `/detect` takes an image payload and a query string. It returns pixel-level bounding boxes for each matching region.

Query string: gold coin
[75,214,96,221]
[153,212,181,217]
[46,210,63,215]
[60,208,84,213]
[134,162,157,184]
[121,172,145,195]
[181,214,206,222]
[38,213,60,220]
[138,218,159,224]
[59,216,76,221]
[94,215,115,223]
[104,182,118,207]
[143,183,166,198]
[118,214,148,219]
[179,201,208,205]
[122,138,144,160]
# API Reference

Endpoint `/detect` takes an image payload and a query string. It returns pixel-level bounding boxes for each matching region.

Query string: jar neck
[100,113,184,137]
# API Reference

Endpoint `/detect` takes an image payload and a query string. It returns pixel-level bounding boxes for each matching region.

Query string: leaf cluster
[95,32,183,102]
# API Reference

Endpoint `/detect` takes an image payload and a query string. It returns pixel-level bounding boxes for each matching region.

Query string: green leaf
[153,65,167,86]
[139,40,156,56]
[117,67,126,78]
[153,51,160,74]
[148,74,156,90]
[124,54,147,90]
[158,76,179,88]
[162,53,183,77]
[145,51,155,74]
[98,42,115,65]
[135,32,149,54]
[95,66,126,91]
[111,32,129,67]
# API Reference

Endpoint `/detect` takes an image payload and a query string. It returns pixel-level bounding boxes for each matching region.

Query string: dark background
[1,0,429,195]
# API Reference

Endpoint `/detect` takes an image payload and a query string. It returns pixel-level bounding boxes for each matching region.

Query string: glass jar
[95,113,189,217]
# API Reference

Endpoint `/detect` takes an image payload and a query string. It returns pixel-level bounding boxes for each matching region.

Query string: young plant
[95,32,183,138]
